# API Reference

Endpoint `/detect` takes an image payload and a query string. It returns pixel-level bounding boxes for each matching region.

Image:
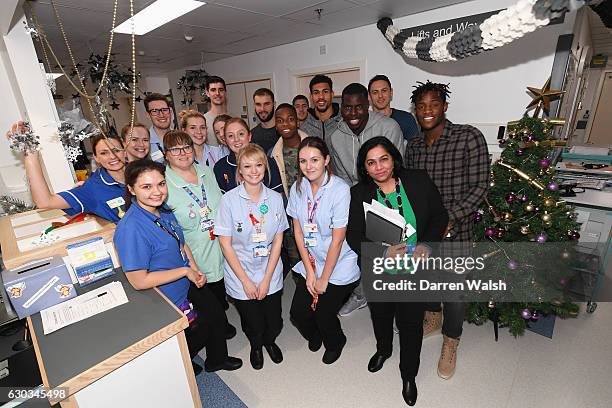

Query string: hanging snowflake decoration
[8,122,40,154]
[56,120,100,162]
[46,74,57,94]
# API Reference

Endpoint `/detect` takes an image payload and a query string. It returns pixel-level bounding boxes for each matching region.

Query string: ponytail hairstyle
[123,159,167,211]
[178,109,206,130]
[295,137,333,194]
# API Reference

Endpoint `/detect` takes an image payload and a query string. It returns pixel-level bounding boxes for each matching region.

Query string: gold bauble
[561,250,570,259]
[544,220,552,227]
[520,225,530,235]
[502,212,513,222]
[546,167,553,176]
[542,212,552,223]
[539,169,545,176]
[489,181,496,188]
[525,203,535,212]
[544,198,555,207]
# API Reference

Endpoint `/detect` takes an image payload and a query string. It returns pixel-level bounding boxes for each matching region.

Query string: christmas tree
[466,115,581,336]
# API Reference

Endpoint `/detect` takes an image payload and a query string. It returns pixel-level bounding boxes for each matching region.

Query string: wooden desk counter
[27,270,201,408]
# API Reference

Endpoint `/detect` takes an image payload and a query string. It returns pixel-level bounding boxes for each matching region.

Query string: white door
[226,82,248,121]
[588,71,612,145]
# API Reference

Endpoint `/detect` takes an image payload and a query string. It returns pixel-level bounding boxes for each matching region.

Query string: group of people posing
[10,73,490,406]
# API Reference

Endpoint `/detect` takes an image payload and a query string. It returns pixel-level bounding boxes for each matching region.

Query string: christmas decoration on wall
[467,115,581,336]
[0,196,36,216]
[377,0,587,63]
[177,69,209,106]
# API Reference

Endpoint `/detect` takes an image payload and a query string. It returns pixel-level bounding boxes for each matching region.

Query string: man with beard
[368,74,418,143]
[300,75,342,141]
[328,83,404,317]
[251,88,279,153]
[204,76,228,146]
[405,81,489,381]
[292,94,309,127]
[144,93,173,162]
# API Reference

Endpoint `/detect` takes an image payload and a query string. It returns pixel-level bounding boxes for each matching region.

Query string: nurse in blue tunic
[215,144,289,370]
[114,159,242,375]
[287,137,360,365]
[15,127,128,223]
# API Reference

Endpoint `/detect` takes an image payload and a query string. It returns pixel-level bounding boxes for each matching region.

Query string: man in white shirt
[204,76,228,146]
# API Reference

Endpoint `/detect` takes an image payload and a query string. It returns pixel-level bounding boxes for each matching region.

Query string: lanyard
[307,196,322,224]
[377,178,404,218]
[182,184,209,212]
[154,219,181,248]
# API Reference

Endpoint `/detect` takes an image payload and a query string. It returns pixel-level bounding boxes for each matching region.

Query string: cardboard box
[3,256,76,319]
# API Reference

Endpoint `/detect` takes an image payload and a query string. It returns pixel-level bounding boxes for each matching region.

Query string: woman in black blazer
[346,136,448,406]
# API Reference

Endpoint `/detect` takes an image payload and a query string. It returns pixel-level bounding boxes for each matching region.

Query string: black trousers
[290,273,358,351]
[232,291,283,348]
[206,278,229,310]
[368,301,425,381]
[185,284,228,366]
[425,301,465,339]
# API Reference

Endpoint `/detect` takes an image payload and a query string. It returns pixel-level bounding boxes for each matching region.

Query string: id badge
[303,223,318,234]
[253,245,269,257]
[151,150,164,161]
[252,232,267,243]
[200,219,214,232]
[199,206,211,218]
[304,236,317,247]
[106,196,125,209]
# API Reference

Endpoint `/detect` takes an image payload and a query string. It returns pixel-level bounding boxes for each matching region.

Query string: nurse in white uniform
[215,143,289,370]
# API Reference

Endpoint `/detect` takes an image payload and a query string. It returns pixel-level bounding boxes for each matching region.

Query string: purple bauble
[571,231,580,241]
[506,192,517,204]
[534,205,542,212]
[547,181,559,192]
[515,148,525,156]
[526,134,535,142]
[508,260,518,270]
[521,309,532,319]
[531,311,540,321]
[536,232,548,243]
[485,227,495,238]
[474,212,482,222]
[560,278,568,286]
[496,229,505,239]
[538,158,550,168]
[519,194,528,203]
[499,139,507,146]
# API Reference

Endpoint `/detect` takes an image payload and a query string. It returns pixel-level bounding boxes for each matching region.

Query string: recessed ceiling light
[113,0,206,36]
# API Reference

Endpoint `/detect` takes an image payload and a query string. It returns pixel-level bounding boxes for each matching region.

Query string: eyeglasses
[166,145,194,156]
[148,108,171,116]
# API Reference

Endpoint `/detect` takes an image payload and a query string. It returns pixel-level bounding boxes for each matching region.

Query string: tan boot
[437,335,460,380]
[423,311,442,338]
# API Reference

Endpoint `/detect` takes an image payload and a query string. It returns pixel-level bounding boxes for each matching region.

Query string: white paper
[63,242,119,284]
[40,281,129,335]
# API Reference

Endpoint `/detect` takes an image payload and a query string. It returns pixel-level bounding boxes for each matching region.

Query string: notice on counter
[40,281,128,335]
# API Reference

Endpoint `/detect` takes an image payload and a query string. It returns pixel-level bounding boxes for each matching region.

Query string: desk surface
[564,189,612,211]
[28,268,186,393]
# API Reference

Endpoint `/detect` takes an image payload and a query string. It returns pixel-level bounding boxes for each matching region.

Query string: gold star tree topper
[526,77,565,118]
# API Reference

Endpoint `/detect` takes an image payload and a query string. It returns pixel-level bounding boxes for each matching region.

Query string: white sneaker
[338,294,367,316]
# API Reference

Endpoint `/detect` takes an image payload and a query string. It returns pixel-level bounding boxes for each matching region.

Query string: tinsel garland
[377,0,586,63]
[57,121,100,162]
[0,196,36,215]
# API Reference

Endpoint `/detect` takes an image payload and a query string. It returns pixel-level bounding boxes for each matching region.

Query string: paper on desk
[40,281,128,335]
[64,242,120,284]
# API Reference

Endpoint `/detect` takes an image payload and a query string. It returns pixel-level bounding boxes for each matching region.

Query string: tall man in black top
[300,74,342,140]
[251,88,279,153]
[405,81,489,381]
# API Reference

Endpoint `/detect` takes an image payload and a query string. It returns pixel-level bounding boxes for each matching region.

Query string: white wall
[165,0,576,152]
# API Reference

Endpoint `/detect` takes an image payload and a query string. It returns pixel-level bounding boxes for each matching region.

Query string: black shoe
[225,323,237,340]
[250,347,264,370]
[264,343,283,364]
[322,336,346,365]
[192,362,203,376]
[402,379,417,406]
[204,356,243,373]
[367,352,391,373]
[308,336,323,352]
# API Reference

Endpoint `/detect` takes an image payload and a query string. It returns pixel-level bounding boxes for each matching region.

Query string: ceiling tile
[178,3,271,30]
[314,4,386,32]
[146,22,253,47]
[365,0,473,17]
[282,0,357,23]
[210,0,326,17]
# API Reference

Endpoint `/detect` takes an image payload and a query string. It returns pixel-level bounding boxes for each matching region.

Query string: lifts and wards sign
[404,9,564,39]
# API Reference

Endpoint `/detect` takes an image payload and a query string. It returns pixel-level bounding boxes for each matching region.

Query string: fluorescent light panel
[113,0,205,35]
